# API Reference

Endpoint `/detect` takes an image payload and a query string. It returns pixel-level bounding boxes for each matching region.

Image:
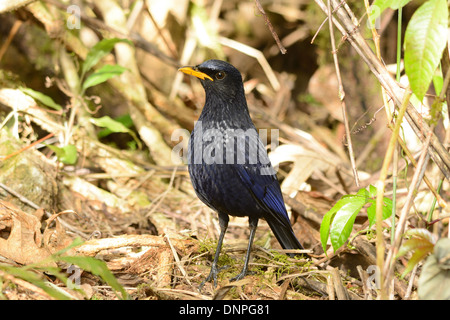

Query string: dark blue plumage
[179,60,303,288]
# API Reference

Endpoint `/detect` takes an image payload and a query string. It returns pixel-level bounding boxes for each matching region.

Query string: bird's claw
[199,264,230,291]
[230,269,255,282]
[230,272,246,282]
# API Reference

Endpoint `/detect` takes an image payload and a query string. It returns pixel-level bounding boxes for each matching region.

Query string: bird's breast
[187,122,269,217]
[188,162,262,218]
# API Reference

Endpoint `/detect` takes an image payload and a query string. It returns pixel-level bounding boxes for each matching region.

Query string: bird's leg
[230,217,258,282]
[199,214,229,291]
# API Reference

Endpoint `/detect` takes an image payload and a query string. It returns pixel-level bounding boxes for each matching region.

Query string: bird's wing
[231,130,292,228]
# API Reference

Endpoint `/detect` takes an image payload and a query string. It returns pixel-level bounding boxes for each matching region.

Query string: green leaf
[400,239,434,277]
[432,69,443,97]
[397,228,437,277]
[402,248,432,277]
[404,228,438,244]
[404,0,448,101]
[320,185,393,253]
[90,115,131,134]
[369,0,411,26]
[82,64,127,91]
[0,264,71,300]
[97,114,133,138]
[366,203,376,228]
[320,204,339,254]
[329,196,367,251]
[396,228,436,258]
[368,184,377,198]
[320,192,365,253]
[47,144,78,164]
[319,193,363,253]
[91,115,141,149]
[81,38,132,77]
[52,237,84,256]
[20,87,62,111]
[0,238,126,300]
[366,196,393,228]
[58,255,128,299]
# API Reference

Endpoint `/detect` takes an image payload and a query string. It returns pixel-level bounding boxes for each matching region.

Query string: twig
[391,129,443,204]
[0,19,22,62]
[145,8,178,59]
[326,273,335,300]
[218,36,280,91]
[356,265,372,300]
[391,141,398,245]
[44,0,178,68]
[0,182,88,238]
[0,270,54,300]
[314,0,450,181]
[311,1,343,44]
[0,182,43,211]
[0,132,54,161]
[254,0,287,54]
[363,0,394,121]
[311,16,329,44]
[326,0,360,188]
[383,131,433,294]
[404,263,419,300]
[375,88,412,299]
[165,234,191,286]
[145,166,178,218]
[330,267,350,300]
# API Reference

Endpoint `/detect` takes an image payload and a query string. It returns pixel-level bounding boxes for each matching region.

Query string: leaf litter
[0,0,448,301]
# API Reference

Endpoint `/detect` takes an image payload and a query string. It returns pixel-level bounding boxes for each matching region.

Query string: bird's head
[179,59,244,100]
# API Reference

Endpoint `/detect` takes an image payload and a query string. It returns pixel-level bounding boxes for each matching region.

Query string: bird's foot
[199,264,230,291]
[230,268,254,282]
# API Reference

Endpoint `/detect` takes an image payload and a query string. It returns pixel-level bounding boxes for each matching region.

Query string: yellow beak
[178,66,214,82]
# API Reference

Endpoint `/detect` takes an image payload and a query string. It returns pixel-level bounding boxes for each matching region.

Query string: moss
[0,128,57,211]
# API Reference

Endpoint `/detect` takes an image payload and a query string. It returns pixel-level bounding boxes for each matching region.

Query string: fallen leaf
[0,201,53,265]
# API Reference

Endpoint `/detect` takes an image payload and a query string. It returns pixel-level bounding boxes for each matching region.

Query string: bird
[179,59,303,289]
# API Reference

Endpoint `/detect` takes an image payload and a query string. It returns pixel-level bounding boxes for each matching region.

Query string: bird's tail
[265,217,303,257]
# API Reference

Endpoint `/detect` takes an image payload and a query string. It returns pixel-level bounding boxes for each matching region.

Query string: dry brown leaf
[269,144,330,197]
[42,210,75,253]
[0,200,53,265]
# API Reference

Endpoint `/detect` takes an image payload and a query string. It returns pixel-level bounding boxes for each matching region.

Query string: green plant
[0,238,128,300]
[397,230,450,299]
[90,115,141,149]
[20,38,131,165]
[370,0,448,102]
[320,185,393,253]
[397,228,437,277]
[78,38,130,96]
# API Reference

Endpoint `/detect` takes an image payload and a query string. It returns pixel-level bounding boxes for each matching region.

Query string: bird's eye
[215,71,226,80]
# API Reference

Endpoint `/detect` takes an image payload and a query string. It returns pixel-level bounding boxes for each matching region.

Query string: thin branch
[254,0,287,54]
[383,131,432,292]
[314,0,450,181]
[0,182,88,238]
[326,0,360,188]
[165,233,191,286]
[375,88,412,299]
[0,19,22,61]
[0,132,54,161]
